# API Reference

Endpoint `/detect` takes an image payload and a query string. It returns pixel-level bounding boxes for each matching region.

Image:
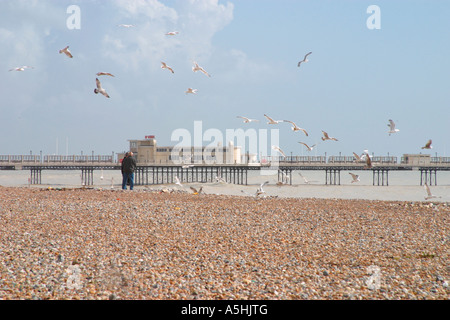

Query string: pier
[1,154,450,187]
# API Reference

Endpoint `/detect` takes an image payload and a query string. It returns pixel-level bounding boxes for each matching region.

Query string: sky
[1,0,449,160]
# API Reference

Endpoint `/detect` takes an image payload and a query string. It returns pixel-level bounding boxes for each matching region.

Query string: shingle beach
[0,186,448,300]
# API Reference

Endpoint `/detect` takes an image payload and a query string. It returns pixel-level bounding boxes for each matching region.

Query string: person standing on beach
[121,152,137,190]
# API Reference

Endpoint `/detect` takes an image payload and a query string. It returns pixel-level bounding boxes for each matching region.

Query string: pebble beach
[0,185,448,300]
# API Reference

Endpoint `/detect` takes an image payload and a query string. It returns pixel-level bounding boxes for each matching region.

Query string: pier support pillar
[373,169,389,186]
[81,168,94,186]
[325,169,340,185]
[278,169,292,185]
[30,168,42,185]
[420,168,437,186]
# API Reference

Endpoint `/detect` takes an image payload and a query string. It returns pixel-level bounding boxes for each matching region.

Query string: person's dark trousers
[122,172,134,190]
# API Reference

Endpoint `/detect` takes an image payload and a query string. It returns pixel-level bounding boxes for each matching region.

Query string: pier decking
[1,154,449,186]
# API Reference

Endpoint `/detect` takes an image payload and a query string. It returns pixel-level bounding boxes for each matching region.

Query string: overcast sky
[1,0,449,159]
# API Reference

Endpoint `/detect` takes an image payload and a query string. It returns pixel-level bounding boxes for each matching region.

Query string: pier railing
[43,155,114,163]
[0,155,114,164]
[2,154,450,166]
[0,155,42,163]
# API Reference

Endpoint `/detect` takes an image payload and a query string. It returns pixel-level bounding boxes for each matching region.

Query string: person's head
[124,152,129,157]
[129,151,133,157]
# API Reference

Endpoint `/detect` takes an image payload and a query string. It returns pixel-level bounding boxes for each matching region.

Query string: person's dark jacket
[121,155,137,174]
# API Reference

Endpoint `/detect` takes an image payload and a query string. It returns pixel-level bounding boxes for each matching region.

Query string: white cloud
[102,0,234,71]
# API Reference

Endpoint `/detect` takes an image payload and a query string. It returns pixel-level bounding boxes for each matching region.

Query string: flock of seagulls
[238,112,341,162]
[8,28,211,100]
[234,113,433,176]
[8,27,442,200]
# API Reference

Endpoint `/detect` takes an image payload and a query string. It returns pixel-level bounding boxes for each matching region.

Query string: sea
[1,168,449,203]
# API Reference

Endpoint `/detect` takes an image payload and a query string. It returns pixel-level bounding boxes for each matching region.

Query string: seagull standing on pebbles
[161,62,174,73]
[192,61,211,77]
[59,46,73,58]
[421,139,433,149]
[321,130,338,141]
[387,119,400,135]
[298,52,312,67]
[237,116,259,123]
[94,78,110,98]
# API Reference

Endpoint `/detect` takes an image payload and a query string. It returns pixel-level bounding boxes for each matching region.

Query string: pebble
[0,186,448,300]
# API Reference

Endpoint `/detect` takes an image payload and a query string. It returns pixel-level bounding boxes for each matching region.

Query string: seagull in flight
[190,186,204,195]
[215,175,227,184]
[118,24,135,28]
[387,119,400,135]
[256,181,269,197]
[421,139,433,149]
[321,130,338,141]
[298,172,318,184]
[272,145,286,158]
[182,164,194,169]
[59,46,73,58]
[165,31,179,36]
[364,152,373,169]
[349,172,360,183]
[264,114,282,124]
[424,183,441,200]
[161,61,174,73]
[185,88,198,95]
[192,61,211,77]
[282,120,308,136]
[189,187,204,194]
[9,66,34,72]
[298,52,312,67]
[96,72,115,77]
[353,152,362,162]
[237,116,259,123]
[175,176,183,187]
[298,142,316,151]
[94,78,110,98]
